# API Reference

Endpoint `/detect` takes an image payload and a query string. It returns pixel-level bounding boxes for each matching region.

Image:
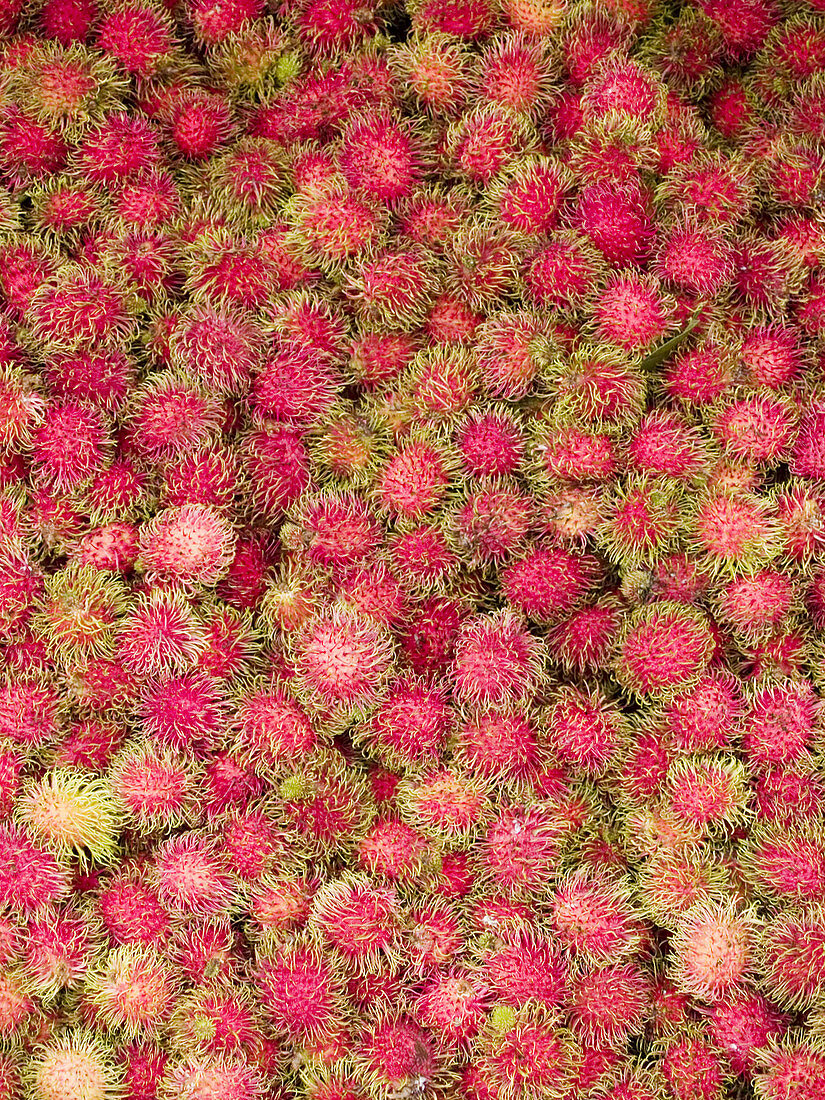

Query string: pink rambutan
[668,756,752,827]
[391,35,472,117]
[759,908,825,1010]
[397,595,466,676]
[524,233,600,309]
[220,809,283,882]
[481,802,566,894]
[293,607,393,711]
[294,0,378,53]
[491,157,570,237]
[256,940,342,1041]
[126,373,222,462]
[659,1034,726,1100]
[410,0,497,37]
[546,686,621,775]
[670,901,755,1000]
[232,686,316,771]
[289,183,386,270]
[429,292,481,343]
[170,305,263,397]
[0,678,60,746]
[339,111,420,206]
[200,750,265,819]
[170,986,260,1055]
[0,108,68,188]
[451,610,544,708]
[138,504,236,587]
[708,991,787,1077]
[29,1033,121,1100]
[479,1012,574,1100]
[741,680,818,768]
[478,32,555,119]
[449,105,533,185]
[415,969,487,1046]
[139,671,224,754]
[119,591,206,677]
[96,3,174,77]
[278,752,373,852]
[356,1016,439,1097]
[790,402,825,481]
[743,825,825,903]
[655,223,734,297]
[456,709,542,785]
[376,438,452,522]
[161,1053,265,1100]
[309,873,400,967]
[455,407,525,478]
[97,866,171,948]
[776,483,825,561]
[360,676,451,769]
[594,273,675,351]
[0,823,70,915]
[110,740,196,832]
[755,764,824,827]
[398,767,489,841]
[449,480,533,566]
[568,963,652,1046]
[151,832,237,917]
[691,491,779,572]
[53,717,123,770]
[482,935,567,1009]
[598,475,683,566]
[577,181,655,266]
[356,817,428,881]
[752,1041,825,1100]
[240,425,313,519]
[74,110,161,183]
[662,673,743,751]
[614,602,714,700]
[187,0,264,44]
[552,868,643,966]
[715,570,796,641]
[87,943,177,1037]
[547,599,623,674]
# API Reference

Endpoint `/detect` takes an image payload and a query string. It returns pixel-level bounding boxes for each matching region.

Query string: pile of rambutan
[0,0,825,1098]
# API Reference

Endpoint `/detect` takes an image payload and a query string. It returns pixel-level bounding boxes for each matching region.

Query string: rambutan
[28,1032,121,1100]
[456,709,542,786]
[256,940,342,1041]
[16,768,120,864]
[415,969,487,1045]
[138,504,236,587]
[87,943,178,1037]
[376,437,452,522]
[151,832,237,917]
[293,607,394,712]
[451,610,544,708]
[551,868,642,963]
[480,802,565,894]
[110,739,197,832]
[448,480,533,567]
[742,825,825,903]
[614,602,714,700]
[759,907,825,1010]
[741,680,817,767]
[568,962,653,1046]
[119,590,206,677]
[752,1040,825,1100]
[309,873,400,968]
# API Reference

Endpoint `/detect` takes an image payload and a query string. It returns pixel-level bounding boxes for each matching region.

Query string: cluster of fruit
[0,0,824,1098]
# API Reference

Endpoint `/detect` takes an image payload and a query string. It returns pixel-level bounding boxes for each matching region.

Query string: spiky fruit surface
[1,0,825,1095]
